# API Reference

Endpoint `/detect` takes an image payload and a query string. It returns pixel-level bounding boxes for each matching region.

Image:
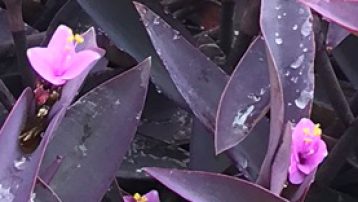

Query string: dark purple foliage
[215,37,270,154]
[257,0,315,188]
[144,167,289,202]
[38,59,151,201]
[135,2,228,133]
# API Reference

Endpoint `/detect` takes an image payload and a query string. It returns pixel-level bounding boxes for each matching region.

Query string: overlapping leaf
[38,59,151,201]
[215,37,270,154]
[298,0,358,33]
[144,167,288,202]
[258,0,315,189]
[326,22,350,50]
[0,88,65,201]
[76,0,188,107]
[135,2,228,132]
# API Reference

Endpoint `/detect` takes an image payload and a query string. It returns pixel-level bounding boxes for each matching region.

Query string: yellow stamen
[313,124,322,136]
[67,34,84,44]
[74,34,84,43]
[133,193,147,202]
[303,127,310,135]
[67,35,75,43]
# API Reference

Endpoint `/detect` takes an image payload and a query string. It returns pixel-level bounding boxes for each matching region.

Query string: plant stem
[219,0,234,56]
[225,0,260,72]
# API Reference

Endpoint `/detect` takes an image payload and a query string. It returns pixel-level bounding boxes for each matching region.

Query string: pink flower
[289,118,328,184]
[27,25,101,85]
[123,190,160,202]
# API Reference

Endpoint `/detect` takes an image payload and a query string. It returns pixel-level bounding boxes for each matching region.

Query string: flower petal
[27,47,66,85]
[61,50,101,80]
[145,190,160,202]
[302,140,328,171]
[122,196,136,202]
[289,168,306,184]
[48,25,74,50]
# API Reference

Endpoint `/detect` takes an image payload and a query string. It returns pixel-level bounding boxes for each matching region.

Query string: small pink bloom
[289,118,328,184]
[123,190,160,202]
[27,25,101,85]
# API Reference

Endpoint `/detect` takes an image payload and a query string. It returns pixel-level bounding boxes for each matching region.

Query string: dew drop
[290,55,305,69]
[30,193,36,202]
[283,12,287,16]
[260,88,266,95]
[275,4,282,10]
[14,157,26,170]
[275,32,279,37]
[292,24,298,30]
[301,18,312,37]
[153,17,160,25]
[288,102,292,106]
[234,30,239,36]
[299,8,305,15]
[277,15,282,19]
[248,94,261,102]
[258,57,264,62]
[173,30,180,40]
[78,144,87,156]
[275,38,283,45]
[303,48,308,52]
[0,184,14,202]
[232,105,255,132]
[291,77,299,83]
[284,71,291,77]
[295,88,313,109]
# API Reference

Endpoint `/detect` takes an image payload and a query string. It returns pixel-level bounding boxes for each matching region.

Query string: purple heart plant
[0,0,357,201]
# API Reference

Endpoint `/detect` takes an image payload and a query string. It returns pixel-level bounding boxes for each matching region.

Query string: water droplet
[258,57,264,62]
[299,8,305,15]
[277,15,282,19]
[248,94,261,102]
[14,157,26,170]
[0,184,14,201]
[232,105,255,132]
[275,32,279,37]
[303,48,308,52]
[153,17,160,25]
[295,88,313,109]
[290,55,305,69]
[301,18,312,37]
[283,12,287,16]
[260,88,266,95]
[288,102,292,106]
[292,24,298,30]
[291,77,299,83]
[299,43,304,48]
[78,144,87,156]
[30,193,36,202]
[173,30,180,40]
[234,30,239,36]
[275,38,283,45]
[284,71,291,77]
[275,4,282,10]
[115,99,121,105]
[155,85,162,94]
[76,164,81,168]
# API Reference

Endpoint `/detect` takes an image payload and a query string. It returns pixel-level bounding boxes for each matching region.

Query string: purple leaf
[49,26,106,118]
[290,170,316,202]
[144,167,289,202]
[39,59,151,201]
[77,0,189,107]
[215,37,270,154]
[257,0,315,188]
[298,0,358,33]
[0,88,66,202]
[135,2,229,132]
[270,122,292,194]
[326,22,350,50]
